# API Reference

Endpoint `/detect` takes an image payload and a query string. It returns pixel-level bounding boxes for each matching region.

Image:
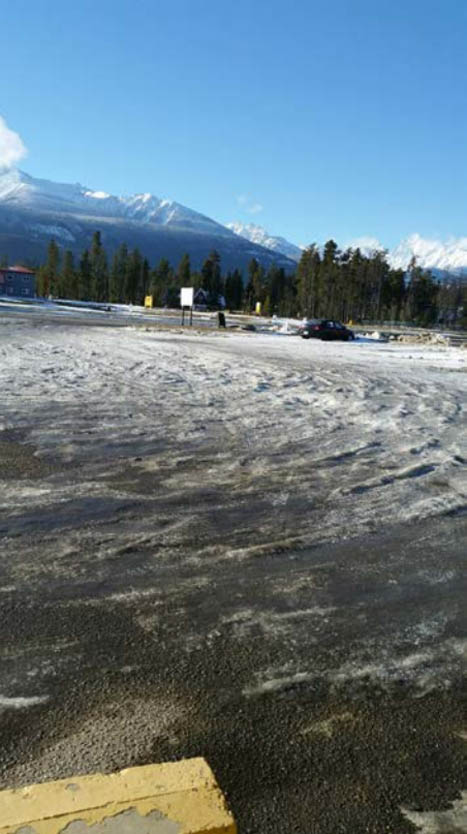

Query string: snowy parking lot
[1,321,465,553]
[0,317,466,833]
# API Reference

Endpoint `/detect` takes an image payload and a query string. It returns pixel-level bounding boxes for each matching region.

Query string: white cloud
[0,115,27,169]
[236,194,263,215]
[247,202,263,215]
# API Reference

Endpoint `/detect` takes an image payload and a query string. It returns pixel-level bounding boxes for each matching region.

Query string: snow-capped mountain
[0,168,228,234]
[1,168,465,277]
[389,234,467,275]
[229,221,467,277]
[0,169,296,272]
[227,221,302,262]
[346,233,467,275]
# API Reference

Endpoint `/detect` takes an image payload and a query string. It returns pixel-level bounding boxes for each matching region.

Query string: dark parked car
[300,319,355,341]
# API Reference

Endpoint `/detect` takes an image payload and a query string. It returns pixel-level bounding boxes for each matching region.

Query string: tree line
[32,231,466,326]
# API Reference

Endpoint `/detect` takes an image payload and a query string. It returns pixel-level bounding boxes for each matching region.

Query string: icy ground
[1,320,467,833]
[1,323,465,556]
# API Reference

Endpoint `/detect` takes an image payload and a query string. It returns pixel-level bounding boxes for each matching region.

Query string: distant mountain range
[229,225,467,277]
[0,169,296,272]
[226,221,303,262]
[389,234,467,275]
[0,168,465,278]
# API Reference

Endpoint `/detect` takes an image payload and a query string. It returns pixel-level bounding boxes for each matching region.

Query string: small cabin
[193,288,226,311]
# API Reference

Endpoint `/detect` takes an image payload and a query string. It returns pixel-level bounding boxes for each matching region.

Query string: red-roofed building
[0,265,36,298]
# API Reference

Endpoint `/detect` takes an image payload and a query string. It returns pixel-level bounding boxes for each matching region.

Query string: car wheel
[301,333,310,339]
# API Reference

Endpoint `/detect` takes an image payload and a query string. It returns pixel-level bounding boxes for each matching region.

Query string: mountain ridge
[229,223,467,276]
[0,168,231,233]
[226,221,303,262]
[0,168,465,277]
[0,169,296,272]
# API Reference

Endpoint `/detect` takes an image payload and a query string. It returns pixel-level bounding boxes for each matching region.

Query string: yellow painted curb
[0,758,236,834]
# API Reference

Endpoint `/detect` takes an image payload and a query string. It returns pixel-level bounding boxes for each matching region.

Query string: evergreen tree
[244,257,266,310]
[41,239,60,297]
[244,258,258,309]
[382,267,405,321]
[296,245,320,317]
[321,240,339,317]
[109,244,128,303]
[338,248,352,321]
[280,275,298,317]
[141,258,150,301]
[267,266,286,314]
[79,250,92,300]
[89,231,108,302]
[347,248,366,322]
[177,253,191,287]
[253,264,265,307]
[165,281,180,308]
[225,268,243,310]
[60,250,78,299]
[201,250,223,305]
[364,250,389,320]
[125,248,143,304]
[35,265,48,297]
[232,268,244,309]
[224,271,233,309]
[438,277,466,327]
[190,271,202,290]
[151,258,173,306]
[405,259,439,324]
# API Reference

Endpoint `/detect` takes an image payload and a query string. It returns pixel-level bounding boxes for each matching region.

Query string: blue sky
[1,0,465,248]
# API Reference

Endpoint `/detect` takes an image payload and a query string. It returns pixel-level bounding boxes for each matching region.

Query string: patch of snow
[84,190,110,199]
[359,331,387,341]
[0,695,49,710]
[402,792,467,833]
[31,223,75,242]
[244,670,315,696]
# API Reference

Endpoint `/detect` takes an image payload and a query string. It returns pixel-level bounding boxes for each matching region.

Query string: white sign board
[181,287,194,307]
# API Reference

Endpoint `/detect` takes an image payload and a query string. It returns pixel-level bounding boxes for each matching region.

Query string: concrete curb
[0,758,236,834]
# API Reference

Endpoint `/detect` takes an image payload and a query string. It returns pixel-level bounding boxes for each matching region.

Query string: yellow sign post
[144,295,153,309]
